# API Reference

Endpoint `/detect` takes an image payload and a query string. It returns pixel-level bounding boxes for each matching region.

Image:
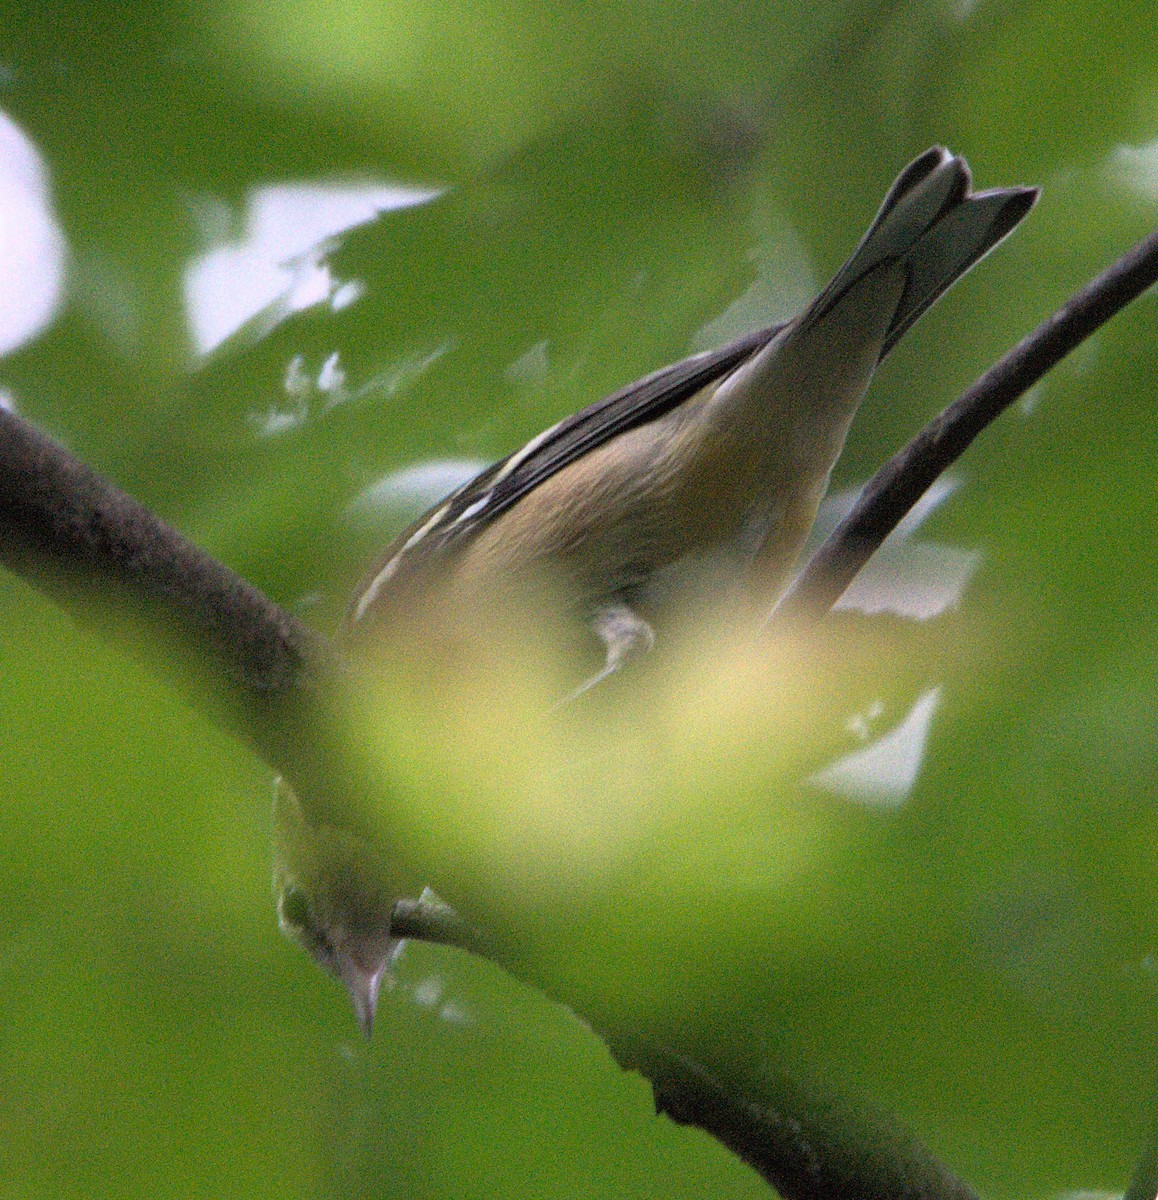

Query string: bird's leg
[564,600,656,701]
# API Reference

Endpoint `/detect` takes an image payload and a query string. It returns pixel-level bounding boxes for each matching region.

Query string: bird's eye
[278,886,312,932]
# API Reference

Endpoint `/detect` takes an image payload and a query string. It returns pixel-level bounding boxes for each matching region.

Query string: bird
[276,146,1038,1033]
[273,781,403,1036]
[348,146,1036,691]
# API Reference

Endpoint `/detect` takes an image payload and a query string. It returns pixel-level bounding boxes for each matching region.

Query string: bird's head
[272,781,403,1035]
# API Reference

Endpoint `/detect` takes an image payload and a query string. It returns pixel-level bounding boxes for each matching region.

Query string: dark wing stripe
[409,319,789,553]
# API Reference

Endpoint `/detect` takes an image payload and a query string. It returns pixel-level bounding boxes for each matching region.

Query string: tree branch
[774,227,1158,623]
[0,406,360,824]
[392,898,980,1200]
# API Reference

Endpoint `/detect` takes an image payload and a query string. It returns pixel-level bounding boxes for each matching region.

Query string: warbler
[276,146,1038,1032]
[349,146,1035,689]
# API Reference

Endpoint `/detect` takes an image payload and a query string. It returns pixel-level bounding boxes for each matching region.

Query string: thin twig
[774,227,1158,623]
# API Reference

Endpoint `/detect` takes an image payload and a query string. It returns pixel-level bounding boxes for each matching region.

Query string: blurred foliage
[0,0,1155,1197]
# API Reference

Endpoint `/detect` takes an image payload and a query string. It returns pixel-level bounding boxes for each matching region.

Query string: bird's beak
[335,952,387,1037]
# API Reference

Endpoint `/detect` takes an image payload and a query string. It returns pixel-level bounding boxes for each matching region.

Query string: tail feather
[882,183,1038,356]
[872,146,955,223]
[804,148,1038,360]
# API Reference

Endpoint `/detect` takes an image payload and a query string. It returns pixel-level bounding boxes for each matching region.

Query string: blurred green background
[0,0,1155,1196]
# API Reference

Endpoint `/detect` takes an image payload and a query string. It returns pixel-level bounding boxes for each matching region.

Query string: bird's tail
[730,147,1036,610]
[803,146,1038,360]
